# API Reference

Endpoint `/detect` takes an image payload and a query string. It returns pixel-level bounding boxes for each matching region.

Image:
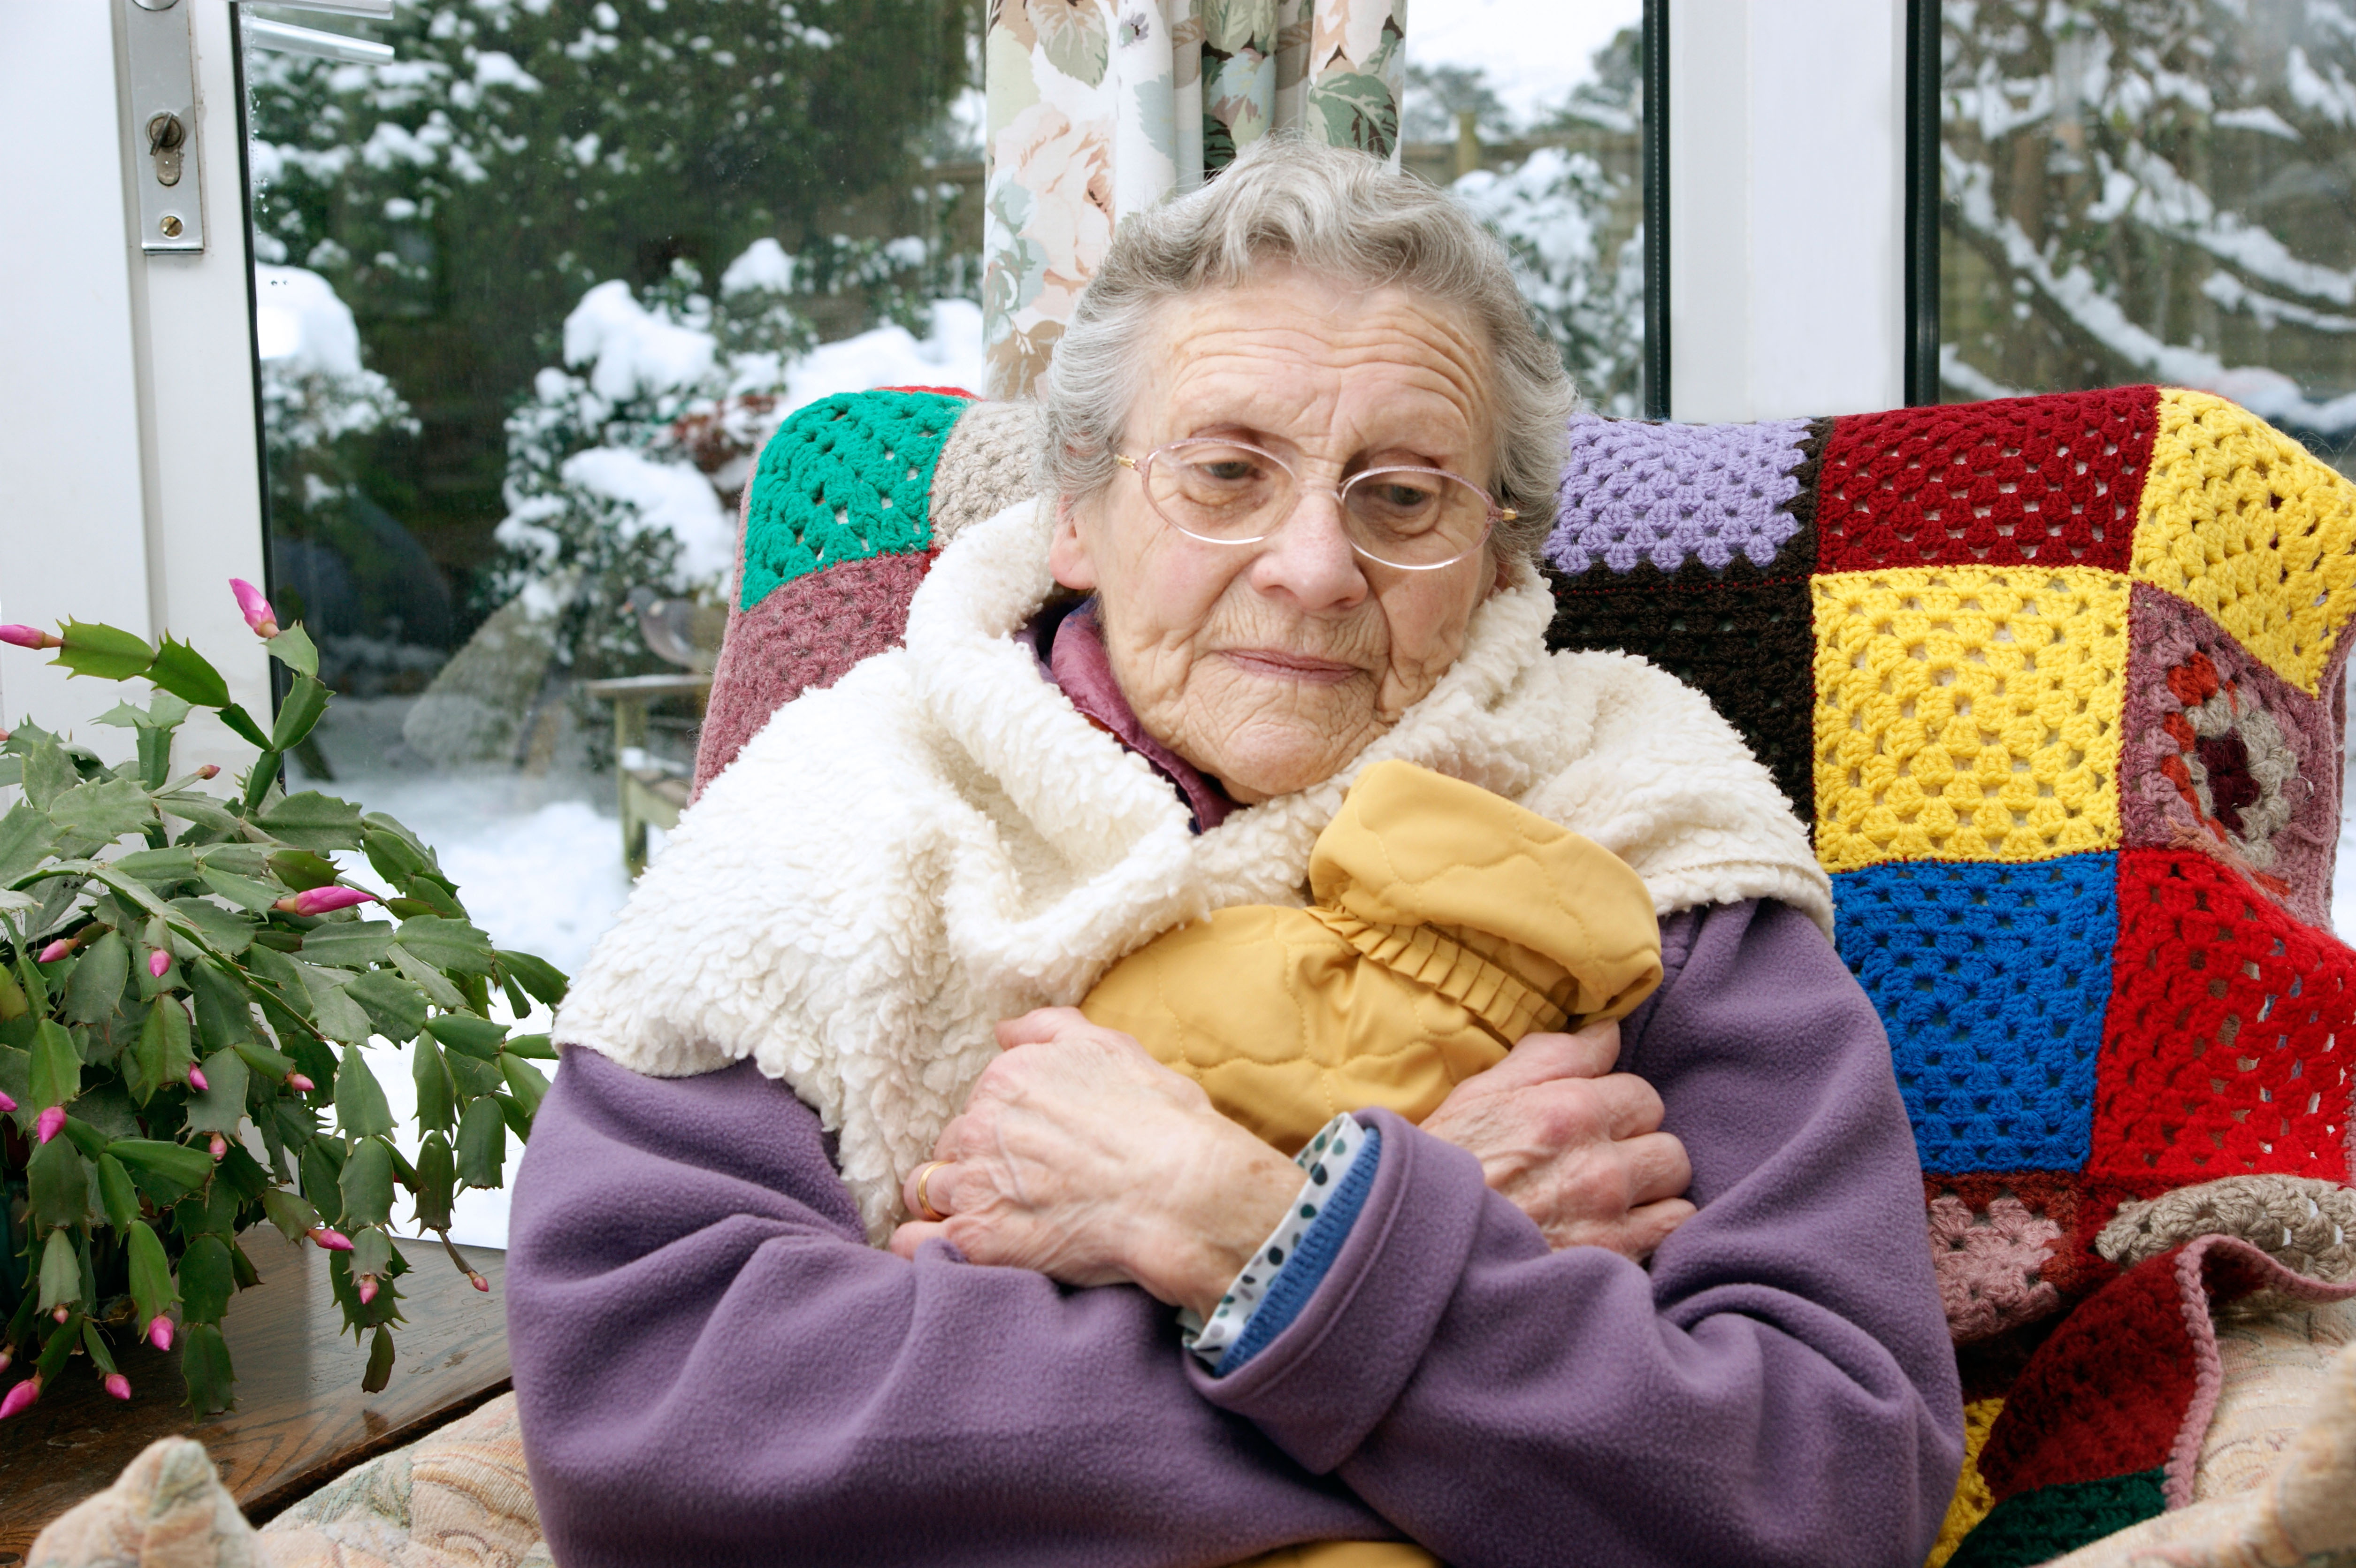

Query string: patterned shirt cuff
[1180,1114,1380,1373]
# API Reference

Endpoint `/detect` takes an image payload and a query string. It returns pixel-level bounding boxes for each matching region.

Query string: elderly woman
[508,141,1962,1566]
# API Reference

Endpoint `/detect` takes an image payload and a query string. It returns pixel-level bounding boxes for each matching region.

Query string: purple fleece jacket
[506,899,1962,1567]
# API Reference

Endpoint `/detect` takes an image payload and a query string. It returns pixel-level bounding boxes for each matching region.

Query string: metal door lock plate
[125,0,204,253]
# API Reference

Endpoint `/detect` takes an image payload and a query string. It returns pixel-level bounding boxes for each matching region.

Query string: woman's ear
[1048,495,1100,591]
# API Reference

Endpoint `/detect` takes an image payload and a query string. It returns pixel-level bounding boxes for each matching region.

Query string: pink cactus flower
[286,1072,315,1093]
[147,1317,174,1352]
[0,625,61,651]
[208,1133,227,1161]
[148,949,171,979]
[272,885,381,918]
[230,580,280,639]
[0,1089,16,1114]
[104,1372,131,1400]
[356,1274,379,1306]
[0,1377,40,1420]
[36,1107,65,1145]
[187,1065,209,1093]
[37,937,76,964]
[309,1226,353,1252]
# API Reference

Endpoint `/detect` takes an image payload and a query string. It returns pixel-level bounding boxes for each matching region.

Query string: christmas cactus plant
[0,582,566,1416]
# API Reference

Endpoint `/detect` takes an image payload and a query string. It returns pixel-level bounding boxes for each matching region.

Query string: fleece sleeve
[1189,898,1966,1568]
[503,1049,1395,1568]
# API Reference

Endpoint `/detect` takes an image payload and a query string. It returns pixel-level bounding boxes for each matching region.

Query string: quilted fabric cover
[703,385,2356,1359]
[1546,387,2356,1345]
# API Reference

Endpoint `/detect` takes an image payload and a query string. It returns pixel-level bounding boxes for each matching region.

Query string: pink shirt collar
[1039,599,1236,833]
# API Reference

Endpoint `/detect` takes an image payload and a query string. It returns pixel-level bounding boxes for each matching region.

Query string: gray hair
[1035,137,1575,561]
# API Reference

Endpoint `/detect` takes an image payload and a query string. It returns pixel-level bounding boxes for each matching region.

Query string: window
[237,0,975,985]
[1935,0,2356,474]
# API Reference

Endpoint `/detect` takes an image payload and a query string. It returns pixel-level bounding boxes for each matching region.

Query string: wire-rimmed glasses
[1114,438,1513,571]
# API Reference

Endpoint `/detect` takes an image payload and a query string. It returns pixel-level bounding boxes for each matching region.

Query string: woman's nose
[1250,487,1368,611]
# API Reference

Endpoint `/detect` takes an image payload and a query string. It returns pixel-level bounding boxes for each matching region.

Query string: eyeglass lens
[1145,441,1491,567]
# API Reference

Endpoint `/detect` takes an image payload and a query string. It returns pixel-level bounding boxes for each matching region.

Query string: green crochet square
[739,390,969,612]
[1948,1469,2166,1568]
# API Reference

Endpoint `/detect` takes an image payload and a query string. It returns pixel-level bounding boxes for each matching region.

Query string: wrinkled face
[1048,268,1502,805]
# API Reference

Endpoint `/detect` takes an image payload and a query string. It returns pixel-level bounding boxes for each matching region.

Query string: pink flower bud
[208,1133,227,1161]
[357,1274,379,1306]
[286,1072,315,1093]
[0,625,62,651]
[0,1377,40,1420]
[469,1272,489,1293]
[147,1317,174,1352]
[104,1372,130,1400]
[36,1107,65,1145]
[230,579,280,639]
[187,1065,209,1093]
[195,763,219,779]
[37,938,74,964]
[148,950,170,979]
[0,1089,16,1114]
[272,886,381,918]
[51,1305,69,1324]
[309,1226,353,1252]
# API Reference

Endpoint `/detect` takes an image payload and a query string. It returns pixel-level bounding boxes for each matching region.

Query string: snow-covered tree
[1942,0,2356,455]
[1455,149,1645,416]
[486,244,985,698]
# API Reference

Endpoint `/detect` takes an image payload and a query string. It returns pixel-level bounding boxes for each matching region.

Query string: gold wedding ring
[913,1161,949,1223]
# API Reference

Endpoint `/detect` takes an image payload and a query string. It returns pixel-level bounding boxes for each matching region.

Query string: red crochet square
[2090,850,2356,1186]
[1816,388,2158,572]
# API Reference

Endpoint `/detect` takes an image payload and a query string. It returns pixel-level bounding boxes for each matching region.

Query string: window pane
[1407,0,1648,415]
[1939,0,2356,472]
[239,0,975,994]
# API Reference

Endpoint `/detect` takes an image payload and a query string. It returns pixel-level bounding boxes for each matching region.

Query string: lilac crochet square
[1551,416,1815,575]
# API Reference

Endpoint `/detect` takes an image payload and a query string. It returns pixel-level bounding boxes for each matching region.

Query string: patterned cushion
[702,386,2356,1354]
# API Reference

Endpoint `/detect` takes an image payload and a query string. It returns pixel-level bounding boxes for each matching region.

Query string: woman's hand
[887,1009,1301,1317]
[1419,1021,1694,1261]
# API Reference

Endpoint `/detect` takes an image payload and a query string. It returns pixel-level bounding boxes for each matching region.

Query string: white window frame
[0,0,268,777]
[1666,0,1909,423]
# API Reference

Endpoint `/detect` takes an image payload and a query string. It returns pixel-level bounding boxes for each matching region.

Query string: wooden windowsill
[0,1229,509,1559]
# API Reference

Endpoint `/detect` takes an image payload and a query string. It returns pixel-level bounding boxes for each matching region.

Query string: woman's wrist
[1122,1112,1302,1317]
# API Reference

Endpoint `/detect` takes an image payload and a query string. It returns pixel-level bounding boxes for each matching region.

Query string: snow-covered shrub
[468,242,985,761]
[252,266,415,467]
[1455,149,1645,416]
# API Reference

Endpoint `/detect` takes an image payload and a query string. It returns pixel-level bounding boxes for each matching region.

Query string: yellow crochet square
[2129,389,2356,696]
[1813,566,2128,872]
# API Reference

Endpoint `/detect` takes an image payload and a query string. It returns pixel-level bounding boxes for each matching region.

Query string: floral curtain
[981,0,1410,399]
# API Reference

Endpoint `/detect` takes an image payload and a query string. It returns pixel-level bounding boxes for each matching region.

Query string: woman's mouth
[1219,650,1362,685]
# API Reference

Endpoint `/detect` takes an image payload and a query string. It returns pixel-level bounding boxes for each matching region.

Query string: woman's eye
[1371,483,1435,510]
[1202,460,1259,482]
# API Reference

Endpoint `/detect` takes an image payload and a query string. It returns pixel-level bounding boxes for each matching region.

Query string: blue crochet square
[1834,853,2118,1172]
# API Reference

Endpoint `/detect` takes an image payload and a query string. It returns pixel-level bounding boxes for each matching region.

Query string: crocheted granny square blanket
[1546,387,2356,1344]
[1937,1235,2356,1568]
[704,385,2356,1360]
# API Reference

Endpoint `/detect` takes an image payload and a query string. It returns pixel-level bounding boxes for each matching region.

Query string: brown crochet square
[1544,566,1817,829]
